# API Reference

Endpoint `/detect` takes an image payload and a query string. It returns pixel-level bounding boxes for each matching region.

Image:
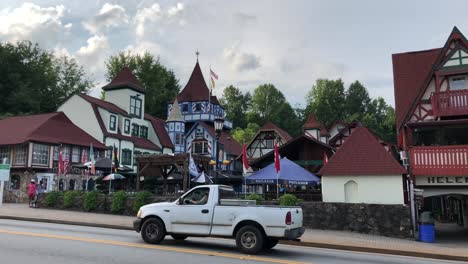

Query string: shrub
[133,191,152,213]
[45,191,61,207]
[279,194,301,206]
[63,191,80,208]
[111,191,128,214]
[84,191,98,211]
[245,194,263,204]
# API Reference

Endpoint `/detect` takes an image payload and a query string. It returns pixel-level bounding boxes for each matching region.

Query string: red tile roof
[78,93,128,116]
[102,67,145,93]
[319,127,406,176]
[392,48,440,130]
[303,113,322,129]
[199,122,242,155]
[0,112,106,149]
[144,113,174,149]
[177,62,220,105]
[259,122,293,142]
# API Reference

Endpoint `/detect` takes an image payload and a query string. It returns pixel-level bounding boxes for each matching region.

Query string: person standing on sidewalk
[27,180,37,208]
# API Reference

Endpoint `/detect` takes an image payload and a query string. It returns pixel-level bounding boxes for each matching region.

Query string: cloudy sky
[0,1,465,107]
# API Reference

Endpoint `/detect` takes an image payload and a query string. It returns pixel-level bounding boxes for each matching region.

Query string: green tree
[0,41,92,116]
[105,51,180,119]
[305,79,346,127]
[220,85,251,128]
[232,123,260,144]
[345,81,371,121]
[363,97,396,143]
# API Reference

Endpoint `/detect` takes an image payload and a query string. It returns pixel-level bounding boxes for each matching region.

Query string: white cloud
[0,3,71,47]
[223,42,261,72]
[125,41,162,56]
[168,3,184,17]
[135,4,162,38]
[83,3,128,33]
[76,34,109,75]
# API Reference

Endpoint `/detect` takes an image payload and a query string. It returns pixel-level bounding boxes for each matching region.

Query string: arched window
[344,180,358,203]
[10,175,20,190]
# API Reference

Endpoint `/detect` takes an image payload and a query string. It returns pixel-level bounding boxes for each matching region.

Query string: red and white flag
[81,149,87,164]
[63,155,70,177]
[242,144,249,175]
[323,151,328,166]
[274,143,280,174]
[58,146,63,176]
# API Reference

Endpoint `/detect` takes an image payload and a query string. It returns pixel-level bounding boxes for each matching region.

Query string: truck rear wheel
[141,218,166,244]
[236,225,264,254]
[265,238,279,250]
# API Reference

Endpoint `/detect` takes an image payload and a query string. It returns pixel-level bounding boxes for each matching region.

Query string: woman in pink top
[27,180,37,208]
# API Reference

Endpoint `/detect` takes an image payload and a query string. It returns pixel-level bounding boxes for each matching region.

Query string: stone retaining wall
[301,202,413,238]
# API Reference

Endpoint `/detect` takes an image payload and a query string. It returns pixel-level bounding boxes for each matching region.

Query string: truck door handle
[201,209,209,214]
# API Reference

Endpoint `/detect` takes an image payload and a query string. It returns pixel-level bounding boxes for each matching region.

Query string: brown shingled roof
[319,127,406,176]
[78,93,128,116]
[259,122,292,142]
[145,113,174,149]
[177,62,220,105]
[102,67,145,93]
[303,113,322,129]
[0,112,106,149]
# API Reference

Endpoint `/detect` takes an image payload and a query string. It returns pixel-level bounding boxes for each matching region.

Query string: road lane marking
[0,229,310,264]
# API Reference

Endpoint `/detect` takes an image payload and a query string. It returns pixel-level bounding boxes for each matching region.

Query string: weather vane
[196,50,199,61]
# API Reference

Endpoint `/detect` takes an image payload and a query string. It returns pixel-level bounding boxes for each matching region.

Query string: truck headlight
[137,209,142,218]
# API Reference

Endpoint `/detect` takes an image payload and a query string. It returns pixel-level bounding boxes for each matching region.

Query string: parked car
[133,184,304,254]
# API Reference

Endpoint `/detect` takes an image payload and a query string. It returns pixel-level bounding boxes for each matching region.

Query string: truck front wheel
[235,225,264,254]
[141,218,166,244]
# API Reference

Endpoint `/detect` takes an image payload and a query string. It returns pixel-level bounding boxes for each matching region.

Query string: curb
[1,215,467,262]
[280,240,468,262]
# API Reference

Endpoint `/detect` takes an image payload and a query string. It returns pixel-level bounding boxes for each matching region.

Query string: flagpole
[208,65,212,119]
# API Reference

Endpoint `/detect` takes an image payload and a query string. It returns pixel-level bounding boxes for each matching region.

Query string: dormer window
[130,96,142,118]
[109,115,117,131]
[451,76,466,90]
[124,119,130,134]
[132,124,140,136]
[140,126,148,138]
[182,104,188,112]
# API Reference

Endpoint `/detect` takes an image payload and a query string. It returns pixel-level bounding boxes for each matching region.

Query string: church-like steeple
[102,66,145,94]
[166,98,186,153]
[177,61,220,104]
[167,98,184,122]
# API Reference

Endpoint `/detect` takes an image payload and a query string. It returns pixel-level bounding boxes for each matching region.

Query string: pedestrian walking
[27,180,37,208]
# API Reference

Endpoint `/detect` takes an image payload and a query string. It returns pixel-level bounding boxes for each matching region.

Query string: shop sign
[415,176,468,186]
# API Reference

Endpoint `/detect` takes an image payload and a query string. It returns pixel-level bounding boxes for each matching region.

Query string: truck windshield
[219,187,237,199]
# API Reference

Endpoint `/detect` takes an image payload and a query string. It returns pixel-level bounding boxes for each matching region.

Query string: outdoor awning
[246,157,320,186]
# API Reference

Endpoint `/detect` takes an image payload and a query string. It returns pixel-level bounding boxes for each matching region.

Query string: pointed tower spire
[167,98,184,122]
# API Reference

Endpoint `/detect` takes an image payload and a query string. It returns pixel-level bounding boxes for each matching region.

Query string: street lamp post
[214,116,224,184]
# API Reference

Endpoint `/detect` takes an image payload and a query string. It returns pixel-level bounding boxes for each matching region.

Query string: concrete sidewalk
[0,203,467,262]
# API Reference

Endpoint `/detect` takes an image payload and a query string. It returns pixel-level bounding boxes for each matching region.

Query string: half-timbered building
[244,122,292,161]
[393,26,468,226]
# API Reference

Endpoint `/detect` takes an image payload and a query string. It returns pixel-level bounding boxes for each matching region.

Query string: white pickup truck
[133,185,304,254]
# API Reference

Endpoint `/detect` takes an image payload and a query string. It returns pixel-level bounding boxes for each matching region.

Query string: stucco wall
[105,89,145,121]
[322,175,404,204]
[58,95,103,141]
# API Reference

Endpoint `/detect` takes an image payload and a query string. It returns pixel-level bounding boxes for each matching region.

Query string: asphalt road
[0,219,464,264]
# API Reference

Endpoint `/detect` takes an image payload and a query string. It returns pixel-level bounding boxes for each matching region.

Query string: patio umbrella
[102,173,125,193]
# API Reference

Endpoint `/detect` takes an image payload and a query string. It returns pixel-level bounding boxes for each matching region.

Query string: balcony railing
[409,145,468,176]
[431,89,468,117]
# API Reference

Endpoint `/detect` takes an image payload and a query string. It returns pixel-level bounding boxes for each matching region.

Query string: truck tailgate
[289,207,303,229]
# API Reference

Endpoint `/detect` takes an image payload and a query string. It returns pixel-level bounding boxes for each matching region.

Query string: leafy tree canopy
[105,51,180,119]
[0,41,92,116]
[220,85,251,129]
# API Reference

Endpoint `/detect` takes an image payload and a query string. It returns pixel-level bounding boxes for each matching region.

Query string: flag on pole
[323,151,328,166]
[210,68,218,92]
[58,145,63,176]
[63,153,70,177]
[90,143,95,175]
[242,144,249,175]
[189,153,200,177]
[274,143,280,174]
[81,149,87,164]
[113,144,119,173]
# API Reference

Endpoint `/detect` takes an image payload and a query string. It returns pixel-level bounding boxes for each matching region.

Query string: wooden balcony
[409,145,468,176]
[431,89,468,117]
